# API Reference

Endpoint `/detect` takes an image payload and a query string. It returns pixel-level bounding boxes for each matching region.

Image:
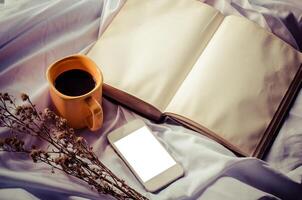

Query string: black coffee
[54,69,95,96]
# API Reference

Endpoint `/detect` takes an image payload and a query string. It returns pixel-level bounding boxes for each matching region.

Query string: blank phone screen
[114,126,176,182]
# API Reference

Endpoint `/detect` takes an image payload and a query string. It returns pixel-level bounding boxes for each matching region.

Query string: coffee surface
[55,69,95,96]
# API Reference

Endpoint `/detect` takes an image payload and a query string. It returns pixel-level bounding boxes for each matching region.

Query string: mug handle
[85,97,103,131]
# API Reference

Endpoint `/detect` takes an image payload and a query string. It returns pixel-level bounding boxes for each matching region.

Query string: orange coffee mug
[46,55,103,131]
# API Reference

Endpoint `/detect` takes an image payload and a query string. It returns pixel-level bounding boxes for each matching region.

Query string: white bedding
[0,0,301,199]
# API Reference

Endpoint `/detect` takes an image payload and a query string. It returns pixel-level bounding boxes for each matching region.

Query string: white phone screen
[114,126,176,182]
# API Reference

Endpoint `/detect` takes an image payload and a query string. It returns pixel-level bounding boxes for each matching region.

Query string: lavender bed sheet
[0,0,301,200]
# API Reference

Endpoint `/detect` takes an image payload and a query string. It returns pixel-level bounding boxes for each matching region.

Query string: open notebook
[87,0,302,158]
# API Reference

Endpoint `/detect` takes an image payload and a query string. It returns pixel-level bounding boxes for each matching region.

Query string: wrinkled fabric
[0,0,301,200]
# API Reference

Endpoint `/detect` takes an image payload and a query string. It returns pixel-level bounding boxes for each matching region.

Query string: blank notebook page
[165,16,302,155]
[88,0,223,111]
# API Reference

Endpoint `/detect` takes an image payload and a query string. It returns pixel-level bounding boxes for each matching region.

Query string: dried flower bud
[56,133,65,140]
[15,106,22,115]
[32,111,38,116]
[44,152,50,159]
[29,149,39,163]
[4,138,12,145]
[2,93,11,101]
[61,118,67,125]
[76,137,84,144]
[44,108,56,120]
[21,93,29,101]
[54,157,60,165]
[68,128,74,135]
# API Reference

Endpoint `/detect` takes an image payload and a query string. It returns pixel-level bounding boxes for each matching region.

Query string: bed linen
[0,0,301,199]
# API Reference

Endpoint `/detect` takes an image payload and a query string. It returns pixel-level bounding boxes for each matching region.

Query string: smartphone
[107,119,184,192]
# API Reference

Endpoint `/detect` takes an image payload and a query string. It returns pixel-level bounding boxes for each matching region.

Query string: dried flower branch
[0,93,148,200]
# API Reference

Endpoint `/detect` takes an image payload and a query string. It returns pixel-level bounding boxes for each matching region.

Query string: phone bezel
[107,119,184,192]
